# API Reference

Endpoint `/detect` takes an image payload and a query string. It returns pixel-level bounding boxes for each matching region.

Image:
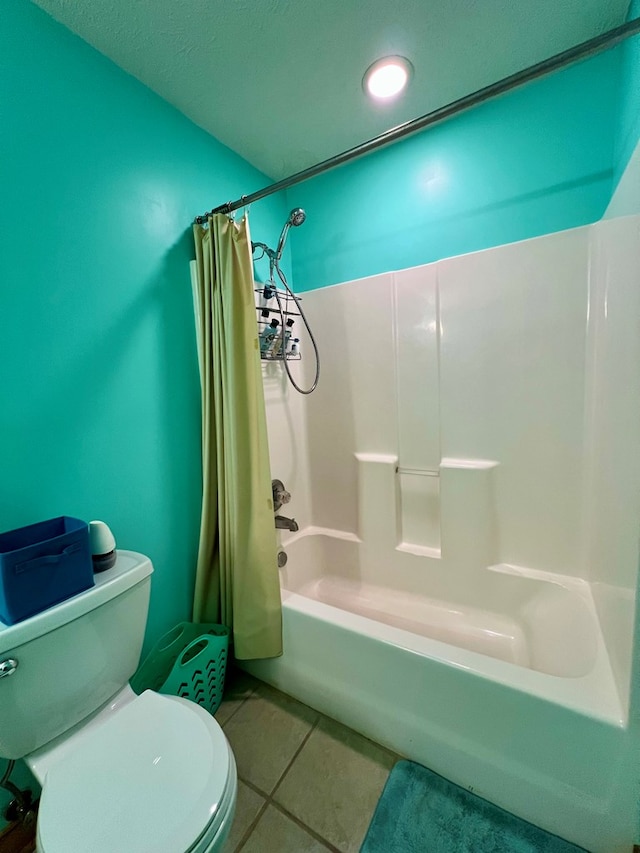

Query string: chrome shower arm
[252,240,278,280]
[251,240,276,260]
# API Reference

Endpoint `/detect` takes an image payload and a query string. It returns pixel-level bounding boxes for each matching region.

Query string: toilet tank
[0,550,153,759]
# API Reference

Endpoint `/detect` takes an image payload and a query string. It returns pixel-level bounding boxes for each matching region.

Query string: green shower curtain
[191,214,282,660]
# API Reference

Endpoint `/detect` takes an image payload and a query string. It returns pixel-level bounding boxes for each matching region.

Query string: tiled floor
[216,668,398,853]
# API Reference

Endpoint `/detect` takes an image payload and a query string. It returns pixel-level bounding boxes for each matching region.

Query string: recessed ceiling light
[363,56,413,101]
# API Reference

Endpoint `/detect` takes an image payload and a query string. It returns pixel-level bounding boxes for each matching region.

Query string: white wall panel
[263,360,312,532]
[438,227,590,576]
[583,213,640,708]
[394,263,440,470]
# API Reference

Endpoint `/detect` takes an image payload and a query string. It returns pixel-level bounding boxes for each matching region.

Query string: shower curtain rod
[195,18,640,223]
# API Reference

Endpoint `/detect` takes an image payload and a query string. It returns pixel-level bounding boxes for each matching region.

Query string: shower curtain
[191,213,282,660]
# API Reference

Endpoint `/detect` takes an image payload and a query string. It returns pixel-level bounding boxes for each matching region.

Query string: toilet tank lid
[38,691,232,853]
[0,550,152,654]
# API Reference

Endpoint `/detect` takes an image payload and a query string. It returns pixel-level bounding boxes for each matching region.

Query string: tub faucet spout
[275,515,299,532]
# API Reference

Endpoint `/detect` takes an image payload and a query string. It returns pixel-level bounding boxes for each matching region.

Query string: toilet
[0,551,237,852]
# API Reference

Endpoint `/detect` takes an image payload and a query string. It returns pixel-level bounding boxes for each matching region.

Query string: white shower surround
[249,205,640,852]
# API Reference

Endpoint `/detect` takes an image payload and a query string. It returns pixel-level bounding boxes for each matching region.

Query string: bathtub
[243,528,636,853]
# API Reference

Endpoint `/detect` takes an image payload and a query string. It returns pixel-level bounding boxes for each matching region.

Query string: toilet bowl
[0,551,237,853]
[29,688,237,853]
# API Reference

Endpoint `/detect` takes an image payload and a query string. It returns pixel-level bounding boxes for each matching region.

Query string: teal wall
[0,0,289,822]
[288,49,622,291]
[0,5,286,658]
[614,0,640,184]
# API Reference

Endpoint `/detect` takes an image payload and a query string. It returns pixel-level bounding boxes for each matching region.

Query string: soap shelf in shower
[254,286,302,317]
[255,284,302,362]
[260,350,301,362]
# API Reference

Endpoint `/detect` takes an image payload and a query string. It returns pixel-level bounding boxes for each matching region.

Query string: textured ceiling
[33,0,629,180]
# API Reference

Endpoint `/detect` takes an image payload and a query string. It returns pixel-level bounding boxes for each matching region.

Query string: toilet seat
[37,691,234,853]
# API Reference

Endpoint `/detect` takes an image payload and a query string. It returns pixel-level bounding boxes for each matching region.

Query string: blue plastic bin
[0,516,94,625]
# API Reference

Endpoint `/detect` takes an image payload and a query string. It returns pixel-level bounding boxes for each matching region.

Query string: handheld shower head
[289,208,306,227]
[276,208,306,260]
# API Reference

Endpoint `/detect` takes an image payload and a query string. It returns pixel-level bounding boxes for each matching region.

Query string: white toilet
[0,551,237,852]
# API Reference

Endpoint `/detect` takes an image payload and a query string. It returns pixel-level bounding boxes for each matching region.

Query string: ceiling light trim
[363,55,414,101]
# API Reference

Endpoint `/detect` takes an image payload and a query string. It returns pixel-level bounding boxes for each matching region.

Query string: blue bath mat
[360,760,587,853]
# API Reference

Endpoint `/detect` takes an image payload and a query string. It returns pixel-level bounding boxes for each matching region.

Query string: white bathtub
[244,529,636,853]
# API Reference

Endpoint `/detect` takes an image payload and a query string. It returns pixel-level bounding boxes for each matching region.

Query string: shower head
[288,208,306,227]
[276,208,306,260]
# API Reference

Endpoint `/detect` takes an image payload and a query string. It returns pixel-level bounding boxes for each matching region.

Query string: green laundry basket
[130,621,229,715]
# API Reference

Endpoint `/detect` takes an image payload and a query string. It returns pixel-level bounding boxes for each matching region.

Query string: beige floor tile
[223,683,319,794]
[226,667,260,699]
[215,698,245,727]
[222,781,266,852]
[273,716,396,853]
[215,668,259,726]
[241,805,332,853]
